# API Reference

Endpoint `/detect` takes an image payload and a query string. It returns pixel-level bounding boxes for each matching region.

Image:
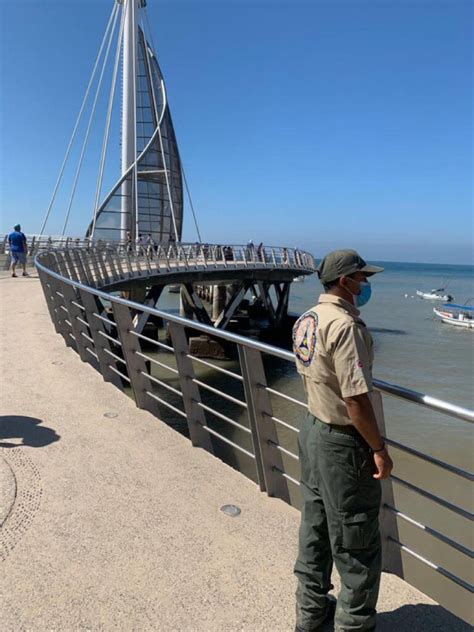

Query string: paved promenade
[0,273,469,631]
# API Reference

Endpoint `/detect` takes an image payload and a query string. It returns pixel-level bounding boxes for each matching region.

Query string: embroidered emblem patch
[293,312,318,366]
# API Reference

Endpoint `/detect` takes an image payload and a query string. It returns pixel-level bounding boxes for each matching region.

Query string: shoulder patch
[293,312,318,366]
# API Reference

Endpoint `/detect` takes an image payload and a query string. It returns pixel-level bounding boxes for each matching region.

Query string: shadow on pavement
[0,415,60,448]
[377,603,470,631]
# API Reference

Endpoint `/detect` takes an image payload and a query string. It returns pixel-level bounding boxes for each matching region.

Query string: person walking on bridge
[292,249,393,632]
[8,224,28,277]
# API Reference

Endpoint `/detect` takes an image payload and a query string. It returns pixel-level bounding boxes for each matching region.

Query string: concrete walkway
[0,273,469,631]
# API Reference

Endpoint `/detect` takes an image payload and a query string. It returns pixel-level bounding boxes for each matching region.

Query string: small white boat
[433,304,474,329]
[416,289,453,302]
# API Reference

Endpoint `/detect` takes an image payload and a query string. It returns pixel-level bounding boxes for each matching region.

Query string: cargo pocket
[342,511,378,550]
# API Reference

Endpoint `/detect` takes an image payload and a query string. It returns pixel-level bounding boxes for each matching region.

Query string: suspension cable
[61,4,120,236]
[40,2,118,236]
[180,157,202,243]
[91,3,126,239]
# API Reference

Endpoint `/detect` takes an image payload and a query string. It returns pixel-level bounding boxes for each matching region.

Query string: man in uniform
[293,249,393,632]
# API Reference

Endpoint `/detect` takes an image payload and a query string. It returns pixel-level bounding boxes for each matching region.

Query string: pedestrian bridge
[11,241,474,627]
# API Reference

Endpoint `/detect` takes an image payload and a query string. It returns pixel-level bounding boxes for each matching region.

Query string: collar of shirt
[318,293,360,318]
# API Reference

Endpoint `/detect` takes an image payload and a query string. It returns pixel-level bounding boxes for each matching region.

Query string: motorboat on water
[433,303,474,329]
[416,289,454,302]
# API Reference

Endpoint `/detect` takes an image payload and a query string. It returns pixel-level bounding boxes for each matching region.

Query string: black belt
[313,416,359,436]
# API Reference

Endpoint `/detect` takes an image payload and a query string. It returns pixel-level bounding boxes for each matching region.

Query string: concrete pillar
[212,285,227,321]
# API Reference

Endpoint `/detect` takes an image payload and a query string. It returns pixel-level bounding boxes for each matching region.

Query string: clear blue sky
[1,0,472,263]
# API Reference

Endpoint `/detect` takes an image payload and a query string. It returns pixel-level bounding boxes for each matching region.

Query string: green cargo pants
[294,415,382,631]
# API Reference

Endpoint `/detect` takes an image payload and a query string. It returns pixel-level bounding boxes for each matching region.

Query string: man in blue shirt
[8,224,28,277]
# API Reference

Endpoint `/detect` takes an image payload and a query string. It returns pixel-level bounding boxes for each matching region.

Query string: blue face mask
[355,281,372,307]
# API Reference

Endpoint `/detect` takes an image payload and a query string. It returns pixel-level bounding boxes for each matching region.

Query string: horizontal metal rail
[268,439,299,460]
[80,331,94,344]
[97,330,122,346]
[130,330,174,352]
[196,401,252,434]
[141,371,182,397]
[198,423,255,458]
[103,348,127,365]
[145,390,187,418]
[135,351,179,375]
[92,312,118,327]
[273,466,300,486]
[384,504,473,558]
[107,364,131,382]
[263,385,308,409]
[186,354,244,381]
[264,412,300,434]
[391,475,473,520]
[388,536,473,593]
[386,438,474,481]
[192,378,247,408]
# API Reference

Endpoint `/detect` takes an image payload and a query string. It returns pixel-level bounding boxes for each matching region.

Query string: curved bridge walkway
[1,271,464,631]
[35,242,316,332]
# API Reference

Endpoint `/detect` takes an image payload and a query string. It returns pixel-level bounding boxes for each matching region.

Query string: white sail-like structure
[86,0,183,243]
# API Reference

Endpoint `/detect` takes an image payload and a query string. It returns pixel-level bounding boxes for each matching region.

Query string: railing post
[72,249,90,285]
[111,302,160,415]
[78,289,123,388]
[37,267,62,335]
[48,275,76,350]
[53,252,70,279]
[238,346,290,501]
[168,322,214,453]
[111,252,124,280]
[88,250,102,286]
[96,249,109,283]
[60,283,95,364]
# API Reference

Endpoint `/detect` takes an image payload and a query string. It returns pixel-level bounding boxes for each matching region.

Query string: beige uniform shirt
[293,294,374,425]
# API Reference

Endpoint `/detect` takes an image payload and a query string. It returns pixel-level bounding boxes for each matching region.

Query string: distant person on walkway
[126,230,132,253]
[292,249,392,632]
[145,233,155,257]
[8,224,28,277]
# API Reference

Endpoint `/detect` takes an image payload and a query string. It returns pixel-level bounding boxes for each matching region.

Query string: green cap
[317,249,384,284]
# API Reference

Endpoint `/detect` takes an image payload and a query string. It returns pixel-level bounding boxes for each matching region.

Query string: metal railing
[1,236,316,276]
[35,247,473,626]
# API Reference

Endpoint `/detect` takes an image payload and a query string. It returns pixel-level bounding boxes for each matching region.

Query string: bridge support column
[212,285,226,321]
[132,285,163,335]
[181,284,212,325]
[215,282,248,329]
[180,287,194,319]
[274,282,291,326]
